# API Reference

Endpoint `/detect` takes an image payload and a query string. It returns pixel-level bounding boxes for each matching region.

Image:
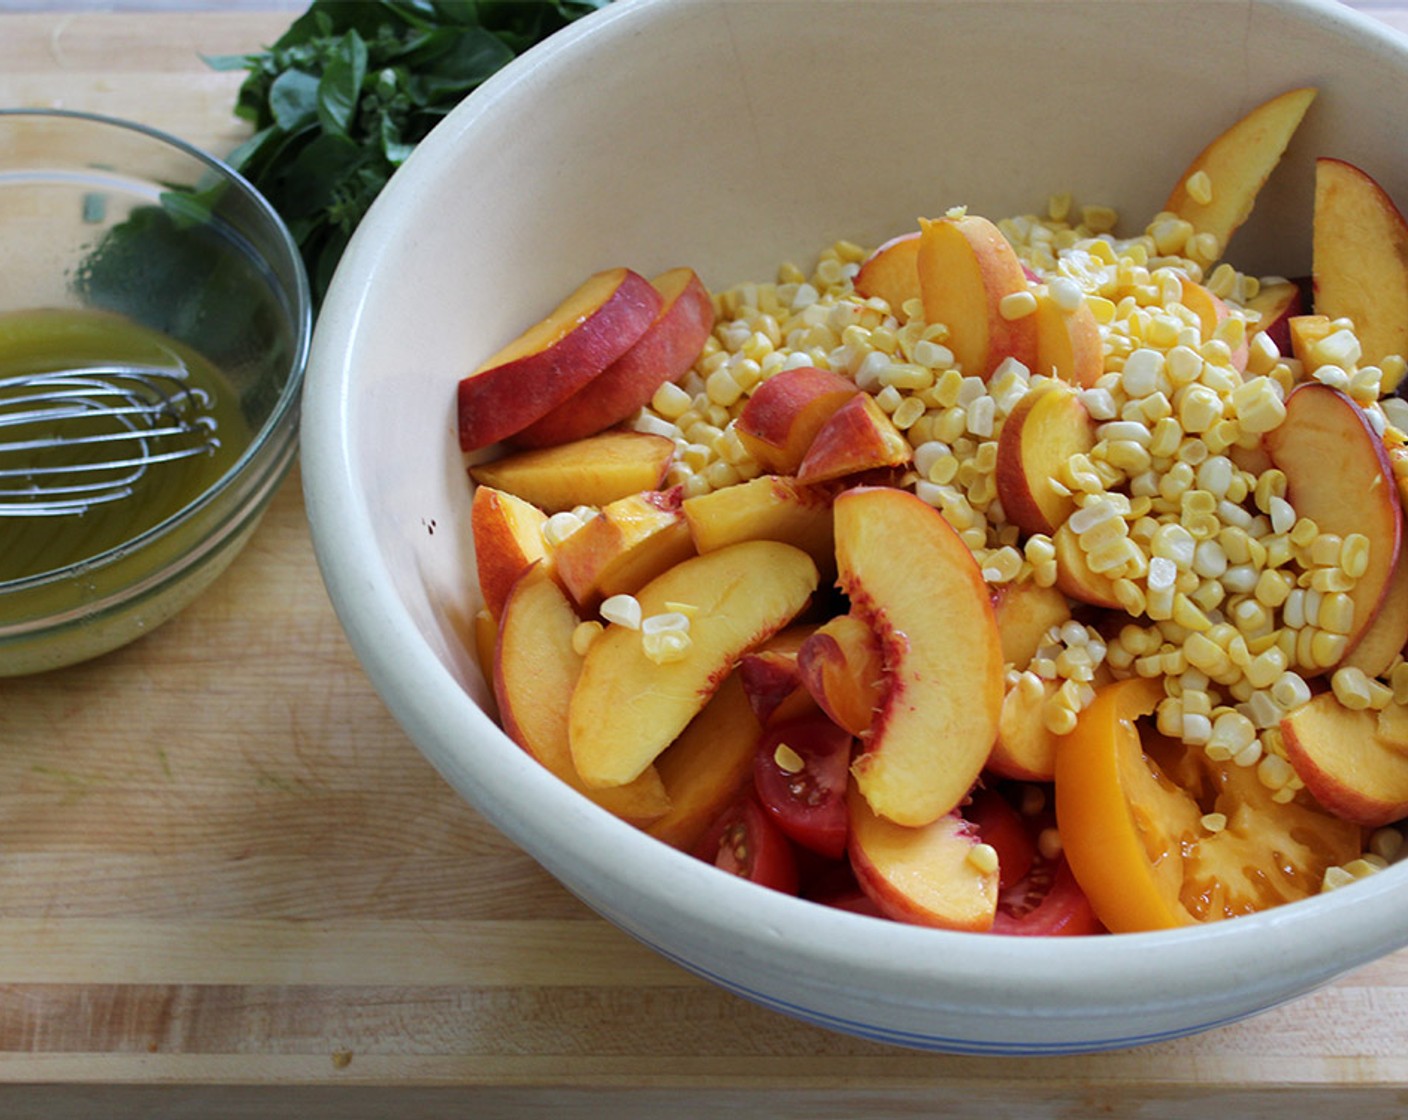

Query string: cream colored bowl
[303,0,1408,1052]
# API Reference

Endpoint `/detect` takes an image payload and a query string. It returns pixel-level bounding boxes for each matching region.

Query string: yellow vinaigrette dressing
[0,308,248,584]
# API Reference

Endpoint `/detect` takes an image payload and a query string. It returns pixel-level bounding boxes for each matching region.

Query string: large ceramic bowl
[302,0,1408,1053]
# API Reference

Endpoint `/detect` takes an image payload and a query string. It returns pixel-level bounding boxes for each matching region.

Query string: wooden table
[6,5,1408,1117]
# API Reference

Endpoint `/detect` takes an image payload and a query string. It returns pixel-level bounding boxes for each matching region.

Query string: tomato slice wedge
[1055,677,1363,933]
[992,854,1104,936]
[753,714,852,860]
[694,792,799,894]
[964,786,1036,889]
[1055,677,1193,932]
[967,784,1103,936]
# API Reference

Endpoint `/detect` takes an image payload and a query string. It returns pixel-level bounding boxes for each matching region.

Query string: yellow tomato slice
[1056,678,1365,933]
[1054,677,1199,932]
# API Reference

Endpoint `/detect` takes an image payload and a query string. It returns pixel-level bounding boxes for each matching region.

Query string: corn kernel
[600,594,643,630]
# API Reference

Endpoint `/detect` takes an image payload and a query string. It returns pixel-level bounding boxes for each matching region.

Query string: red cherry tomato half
[967,783,1103,936]
[963,786,1036,890]
[992,854,1104,936]
[753,715,853,860]
[694,793,799,895]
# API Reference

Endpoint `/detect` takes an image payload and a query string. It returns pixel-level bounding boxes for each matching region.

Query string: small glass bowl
[0,109,311,676]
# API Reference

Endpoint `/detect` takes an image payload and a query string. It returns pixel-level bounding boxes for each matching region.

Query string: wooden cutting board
[4,7,1408,1118]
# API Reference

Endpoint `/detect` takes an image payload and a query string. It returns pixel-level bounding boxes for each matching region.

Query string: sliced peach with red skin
[1280,691,1408,829]
[1162,86,1317,259]
[852,231,920,318]
[1032,290,1103,387]
[1230,440,1274,478]
[1342,548,1408,680]
[797,613,885,737]
[1052,520,1123,611]
[992,578,1071,669]
[1313,157,1408,391]
[737,626,819,727]
[1244,278,1304,355]
[1263,383,1402,663]
[795,392,912,485]
[847,787,998,931]
[833,486,1003,826]
[471,484,549,619]
[513,268,715,447]
[569,540,818,788]
[1287,313,1333,372]
[494,567,670,825]
[473,606,498,709]
[917,213,1038,380]
[469,430,674,513]
[682,473,834,577]
[647,673,762,851]
[736,366,859,474]
[987,580,1074,780]
[553,487,695,611]
[458,267,662,451]
[1179,278,1248,372]
[994,380,1096,537]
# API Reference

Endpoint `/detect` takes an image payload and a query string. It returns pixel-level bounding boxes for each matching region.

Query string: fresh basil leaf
[268,68,321,132]
[267,132,365,219]
[317,30,369,136]
[202,52,257,72]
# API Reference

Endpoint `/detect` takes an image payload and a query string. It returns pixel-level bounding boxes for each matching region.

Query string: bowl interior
[306,0,1408,1052]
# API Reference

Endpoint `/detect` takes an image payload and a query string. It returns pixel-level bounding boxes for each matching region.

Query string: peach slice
[736,366,860,474]
[458,267,662,451]
[994,380,1096,536]
[1032,289,1103,387]
[795,392,913,485]
[647,673,762,851]
[1230,440,1274,478]
[917,212,1038,380]
[1280,691,1408,828]
[796,613,885,737]
[469,430,674,512]
[682,473,835,576]
[473,606,498,695]
[991,680,1062,784]
[1052,520,1123,610]
[993,578,1072,669]
[1244,277,1304,354]
[1313,157,1408,389]
[987,581,1073,781]
[833,486,1004,826]
[1342,546,1408,680]
[1287,313,1333,372]
[554,487,695,611]
[1263,383,1403,662]
[512,268,715,447]
[1179,278,1248,372]
[852,231,921,317]
[569,540,819,788]
[471,485,550,619]
[1162,86,1317,259]
[737,626,818,727]
[847,787,998,931]
[494,567,670,824]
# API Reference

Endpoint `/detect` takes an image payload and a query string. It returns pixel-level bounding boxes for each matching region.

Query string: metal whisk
[0,361,220,517]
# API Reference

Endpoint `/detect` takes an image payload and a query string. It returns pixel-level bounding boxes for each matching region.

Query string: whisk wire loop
[0,361,221,517]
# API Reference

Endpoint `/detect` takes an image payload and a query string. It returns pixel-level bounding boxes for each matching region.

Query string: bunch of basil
[207,0,607,303]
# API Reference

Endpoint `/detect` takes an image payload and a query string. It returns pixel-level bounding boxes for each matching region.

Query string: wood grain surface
[5,5,1408,1118]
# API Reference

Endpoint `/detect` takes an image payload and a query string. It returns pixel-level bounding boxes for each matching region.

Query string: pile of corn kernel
[620,195,1408,890]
